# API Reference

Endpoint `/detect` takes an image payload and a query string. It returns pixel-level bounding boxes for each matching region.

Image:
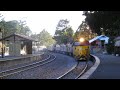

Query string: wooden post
[13,34,15,56]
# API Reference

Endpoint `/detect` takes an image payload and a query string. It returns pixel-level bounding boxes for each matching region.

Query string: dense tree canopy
[74,21,97,41]
[0,19,32,37]
[84,11,120,38]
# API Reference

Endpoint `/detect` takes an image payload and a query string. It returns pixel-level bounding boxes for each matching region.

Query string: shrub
[106,37,115,54]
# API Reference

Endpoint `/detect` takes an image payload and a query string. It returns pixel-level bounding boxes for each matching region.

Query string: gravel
[2,52,94,79]
[60,61,87,79]
[4,52,77,79]
[0,54,49,72]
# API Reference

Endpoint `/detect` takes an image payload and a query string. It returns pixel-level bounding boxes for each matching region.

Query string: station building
[0,33,37,57]
[89,35,109,53]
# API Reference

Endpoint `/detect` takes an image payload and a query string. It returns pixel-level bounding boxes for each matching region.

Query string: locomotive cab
[73,38,90,61]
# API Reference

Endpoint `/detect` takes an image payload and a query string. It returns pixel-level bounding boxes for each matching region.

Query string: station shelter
[0,33,37,57]
[89,35,109,53]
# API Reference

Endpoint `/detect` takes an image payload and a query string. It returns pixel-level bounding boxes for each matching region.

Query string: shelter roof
[0,33,37,42]
[89,35,109,44]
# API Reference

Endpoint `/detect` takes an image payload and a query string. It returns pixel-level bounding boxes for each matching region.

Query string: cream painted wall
[9,41,21,56]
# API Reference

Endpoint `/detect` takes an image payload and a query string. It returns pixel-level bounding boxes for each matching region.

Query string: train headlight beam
[79,38,85,42]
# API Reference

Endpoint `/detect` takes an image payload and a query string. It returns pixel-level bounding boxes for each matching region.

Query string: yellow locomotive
[73,38,90,61]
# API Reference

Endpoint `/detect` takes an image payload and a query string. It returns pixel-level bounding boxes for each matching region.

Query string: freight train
[47,37,90,61]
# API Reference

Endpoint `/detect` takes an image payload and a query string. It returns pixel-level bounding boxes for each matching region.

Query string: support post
[0,28,4,58]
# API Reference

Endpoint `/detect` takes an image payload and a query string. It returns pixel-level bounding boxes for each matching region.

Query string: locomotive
[73,38,90,61]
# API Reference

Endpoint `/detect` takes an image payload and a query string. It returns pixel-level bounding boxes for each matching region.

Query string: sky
[0,11,86,36]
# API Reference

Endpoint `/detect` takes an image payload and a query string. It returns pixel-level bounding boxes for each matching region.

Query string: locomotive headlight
[79,38,85,42]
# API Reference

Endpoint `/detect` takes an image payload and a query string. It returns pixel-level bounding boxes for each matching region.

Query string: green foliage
[74,21,97,41]
[54,19,74,44]
[106,37,115,54]
[84,11,120,37]
[31,29,56,47]
[31,33,39,41]
[56,19,69,30]
[0,13,32,38]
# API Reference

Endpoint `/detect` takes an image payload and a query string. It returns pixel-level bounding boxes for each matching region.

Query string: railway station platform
[89,53,120,79]
[0,54,42,61]
[0,54,43,69]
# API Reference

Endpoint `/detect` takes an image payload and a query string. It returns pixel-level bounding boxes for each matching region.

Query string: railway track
[0,53,56,79]
[57,61,88,79]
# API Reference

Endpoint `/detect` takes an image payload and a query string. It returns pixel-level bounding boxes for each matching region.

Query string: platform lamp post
[0,28,4,58]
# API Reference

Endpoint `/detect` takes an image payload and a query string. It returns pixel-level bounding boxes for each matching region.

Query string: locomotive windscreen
[73,41,89,46]
[74,42,80,46]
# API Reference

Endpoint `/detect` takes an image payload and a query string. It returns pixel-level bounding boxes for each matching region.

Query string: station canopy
[89,35,109,44]
[0,33,37,42]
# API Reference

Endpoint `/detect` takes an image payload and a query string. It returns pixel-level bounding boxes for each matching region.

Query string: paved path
[89,53,120,79]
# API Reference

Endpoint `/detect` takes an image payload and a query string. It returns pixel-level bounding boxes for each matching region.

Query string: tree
[31,33,39,41]
[56,19,69,30]
[3,20,20,37]
[34,29,56,47]
[18,20,32,36]
[84,11,120,38]
[74,21,97,41]
[54,19,74,44]
[0,20,32,37]
[65,27,74,42]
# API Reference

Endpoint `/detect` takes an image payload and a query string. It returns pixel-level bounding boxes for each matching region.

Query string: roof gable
[0,33,37,42]
[89,35,109,43]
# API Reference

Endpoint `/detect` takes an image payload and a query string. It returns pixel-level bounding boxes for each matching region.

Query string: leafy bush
[106,37,115,54]
[106,44,114,54]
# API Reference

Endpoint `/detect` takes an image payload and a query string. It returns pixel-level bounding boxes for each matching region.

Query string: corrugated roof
[0,33,38,42]
[89,35,109,44]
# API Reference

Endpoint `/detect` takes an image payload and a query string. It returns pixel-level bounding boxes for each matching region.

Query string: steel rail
[57,61,88,79]
[0,54,56,79]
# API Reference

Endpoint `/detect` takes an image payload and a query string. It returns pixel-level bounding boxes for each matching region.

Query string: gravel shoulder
[4,52,77,79]
[0,54,48,72]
